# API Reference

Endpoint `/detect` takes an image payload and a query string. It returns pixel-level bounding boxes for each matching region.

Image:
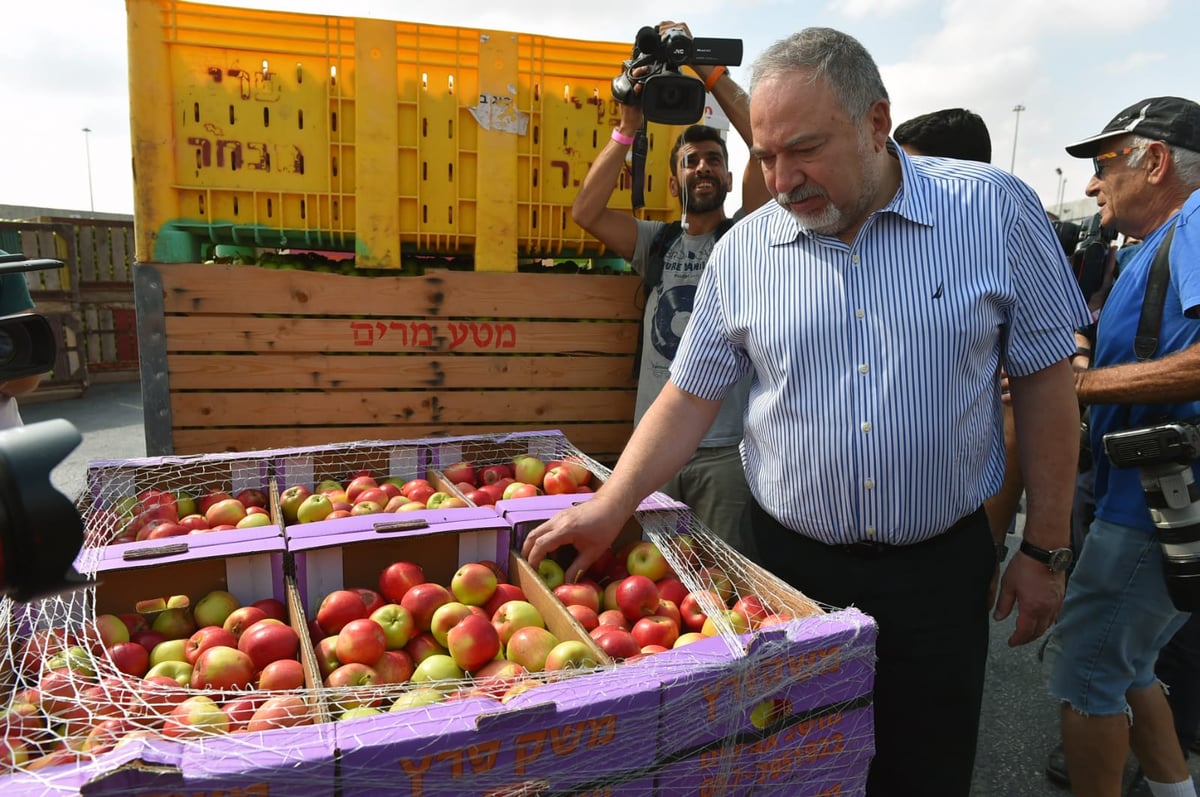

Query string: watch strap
[1019,539,1072,572]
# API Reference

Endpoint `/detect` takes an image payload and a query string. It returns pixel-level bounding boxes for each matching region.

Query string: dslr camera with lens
[1103,419,1200,612]
[611,25,742,125]
[0,254,90,602]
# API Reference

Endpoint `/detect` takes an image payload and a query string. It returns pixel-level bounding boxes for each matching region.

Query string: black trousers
[749,501,994,797]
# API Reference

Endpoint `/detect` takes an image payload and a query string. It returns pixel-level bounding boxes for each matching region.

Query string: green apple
[296,494,334,524]
[145,659,193,687]
[149,638,189,667]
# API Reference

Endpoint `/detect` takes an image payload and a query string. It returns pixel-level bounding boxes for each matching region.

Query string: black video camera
[1104,420,1200,612]
[0,254,90,602]
[611,26,742,125]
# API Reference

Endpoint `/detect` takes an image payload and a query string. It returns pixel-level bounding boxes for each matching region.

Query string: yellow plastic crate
[127,0,679,269]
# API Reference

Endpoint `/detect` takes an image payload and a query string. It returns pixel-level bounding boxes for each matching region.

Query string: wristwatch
[1019,539,1073,573]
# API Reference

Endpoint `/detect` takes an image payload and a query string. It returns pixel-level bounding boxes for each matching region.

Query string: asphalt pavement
[19,380,1187,795]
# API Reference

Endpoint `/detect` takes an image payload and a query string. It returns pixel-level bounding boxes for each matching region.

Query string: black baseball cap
[1065,96,1200,158]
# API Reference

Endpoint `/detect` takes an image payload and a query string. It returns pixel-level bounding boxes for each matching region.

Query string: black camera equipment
[0,254,90,602]
[611,26,742,125]
[1071,212,1119,305]
[1103,419,1200,612]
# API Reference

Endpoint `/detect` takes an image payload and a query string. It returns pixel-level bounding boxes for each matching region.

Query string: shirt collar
[764,140,935,247]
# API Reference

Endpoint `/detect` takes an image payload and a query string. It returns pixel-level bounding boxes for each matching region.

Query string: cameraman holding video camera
[0,255,46,428]
[571,21,768,555]
[1051,97,1200,797]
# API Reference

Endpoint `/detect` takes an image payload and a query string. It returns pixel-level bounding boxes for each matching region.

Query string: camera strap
[1133,221,1177,361]
[630,125,649,210]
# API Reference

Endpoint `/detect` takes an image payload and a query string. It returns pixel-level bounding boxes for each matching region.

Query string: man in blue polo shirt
[1052,96,1200,797]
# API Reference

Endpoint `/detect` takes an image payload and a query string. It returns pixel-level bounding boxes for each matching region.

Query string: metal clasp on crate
[374,520,430,533]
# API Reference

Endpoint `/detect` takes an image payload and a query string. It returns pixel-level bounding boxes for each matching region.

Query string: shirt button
[852,254,861,265]
[866,526,876,538]
[855,308,865,319]
[864,479,875,490]
[858,364,869,374]
[861,422,872,432]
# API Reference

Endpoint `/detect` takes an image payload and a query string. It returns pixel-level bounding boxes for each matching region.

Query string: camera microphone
[634,26,661,55]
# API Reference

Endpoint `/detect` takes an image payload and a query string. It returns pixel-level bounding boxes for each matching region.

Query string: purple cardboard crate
[79,452,275,548]
[623,608,876,757]
[271,438,427,492]
[286,510,511,615]
[501,495,688,550]
[2,724,338,796]
[651,704,874,796]
[82,523,289,615]
[334,665,661,796]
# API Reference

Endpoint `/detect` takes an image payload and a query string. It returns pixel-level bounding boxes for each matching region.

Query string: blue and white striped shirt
[671,144,1092,545]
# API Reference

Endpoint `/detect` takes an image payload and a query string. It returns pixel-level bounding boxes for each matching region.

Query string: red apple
[133,629,168,654]
[502,482,540,500]
[512,455,546,486]
[565,604,599,631]
[442,461,477,487]
[222,694,264,732]
[446,614,502,673]
[178,514,210,532]
[238,619,300,669]
[654,598,682,629]
[185,625,239,665]
[430,602,476,648]
[204,497,247,528]
[542,466,579,496]
[345,475,379,504]
[732,595,771,630]
[316,589,369,635]
[615,575,660,623]
[400,478,433,499]
[145,521,191,540]
[504,626,558,673]
[336,618,388,666]
[162,695,229,738]
[450,562,499,607]
[235,488,269,509]
[483,582,527,618]
[597,609,630,630]
[593,627,640,660]
[400,582,454,631]
[106,641,150,677]
[553,583,601,613]
[371,649,415,684]
[491,599,544,647]
[252,597,288,623]
[378,560,425,604]
[351,587,386,616]
[314,636,341,680]
[631,615,680,649]
[403,632,448,664]
[246,694,312,733]
[656,577,689,608]
[464,489,495,507]
[256,658,306,691]
[680,590,725,632]
[223,606,269,642]
[479,464,514,485]
[189,645,256,691]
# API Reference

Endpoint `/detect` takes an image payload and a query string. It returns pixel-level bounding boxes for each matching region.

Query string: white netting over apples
[1,432,876,795]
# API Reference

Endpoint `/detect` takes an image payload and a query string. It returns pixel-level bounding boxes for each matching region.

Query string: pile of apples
[438,454,595,506]
[306,558,601,719]
[278,471,469,525]
[538,538,794,662]
[89,486,275,546]
[4,590,313,772]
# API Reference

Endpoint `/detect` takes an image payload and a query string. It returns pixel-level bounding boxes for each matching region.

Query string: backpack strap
[632,217,735,377]
[1133,222,1177,361]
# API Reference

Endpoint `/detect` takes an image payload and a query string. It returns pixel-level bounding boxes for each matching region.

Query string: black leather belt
[835,507,984,559]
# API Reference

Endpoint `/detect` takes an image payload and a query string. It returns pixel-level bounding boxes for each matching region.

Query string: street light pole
[82,127,95,213]
[1060,166,1070,218]
[1010,104,1025,173]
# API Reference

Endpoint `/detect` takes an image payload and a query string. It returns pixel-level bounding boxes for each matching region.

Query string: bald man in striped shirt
[526,27,1090,796]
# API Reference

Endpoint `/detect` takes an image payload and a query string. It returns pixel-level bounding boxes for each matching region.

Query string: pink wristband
[611,128,636,146]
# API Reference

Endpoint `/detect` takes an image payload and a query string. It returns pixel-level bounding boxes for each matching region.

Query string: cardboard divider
[507,552,610,665]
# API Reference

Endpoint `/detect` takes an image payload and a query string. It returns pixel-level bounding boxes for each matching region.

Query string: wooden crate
[135,263,639,462]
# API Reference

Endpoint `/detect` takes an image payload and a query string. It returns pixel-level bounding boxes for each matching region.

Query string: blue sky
[1,0,1194,220]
